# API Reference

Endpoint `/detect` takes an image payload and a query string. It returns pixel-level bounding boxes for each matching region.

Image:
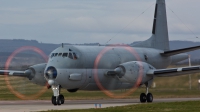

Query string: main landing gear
[140,85,153,103]
[51,85,65,106]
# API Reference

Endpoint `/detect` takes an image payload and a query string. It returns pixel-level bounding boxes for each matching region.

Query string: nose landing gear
[51,85,65,106]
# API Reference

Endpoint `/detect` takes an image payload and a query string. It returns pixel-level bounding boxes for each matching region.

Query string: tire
[140,93,147,103]
[147,93,153,103]
[59,94,65,104]
[51,96,57,106]
[51,95,54,104]
[57,96,61,105]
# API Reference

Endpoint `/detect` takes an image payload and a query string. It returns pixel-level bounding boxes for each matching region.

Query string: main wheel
[59,94,65,104]
[51,96,57,105]
[140,93,146,103]
[147,93,153,103]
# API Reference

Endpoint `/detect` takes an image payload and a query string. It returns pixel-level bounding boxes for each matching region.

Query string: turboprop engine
[26,63,47,86]
[105,61,155,84]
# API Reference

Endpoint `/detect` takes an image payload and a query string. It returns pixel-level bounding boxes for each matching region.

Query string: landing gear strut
[140,84,153,103]
[51,85,65,105]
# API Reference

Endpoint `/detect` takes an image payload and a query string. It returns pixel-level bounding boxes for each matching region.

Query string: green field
[42,100,200,112]
[0,71,200,100]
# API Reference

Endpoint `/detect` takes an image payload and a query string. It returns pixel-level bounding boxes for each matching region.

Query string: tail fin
[132,0,169,51]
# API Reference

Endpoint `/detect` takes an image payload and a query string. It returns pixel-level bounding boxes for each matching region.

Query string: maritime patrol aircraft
[1,0,200,105]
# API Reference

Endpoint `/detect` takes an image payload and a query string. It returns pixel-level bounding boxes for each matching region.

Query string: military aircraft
[1,0,200,106]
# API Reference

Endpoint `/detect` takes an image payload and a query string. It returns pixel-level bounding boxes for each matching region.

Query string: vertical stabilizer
[132,0,169,51]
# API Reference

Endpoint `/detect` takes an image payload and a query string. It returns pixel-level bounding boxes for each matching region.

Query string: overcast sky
[0,0,199,44]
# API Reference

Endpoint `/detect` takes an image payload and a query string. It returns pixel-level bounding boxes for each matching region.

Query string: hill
[0,39,199,67]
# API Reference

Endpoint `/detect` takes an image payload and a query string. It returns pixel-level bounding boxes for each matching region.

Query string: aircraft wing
[0,70,31,77]
[147,66,200,77]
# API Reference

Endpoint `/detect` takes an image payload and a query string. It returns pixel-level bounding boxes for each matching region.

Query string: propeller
[2,46,48,100]
[94,44,143,98]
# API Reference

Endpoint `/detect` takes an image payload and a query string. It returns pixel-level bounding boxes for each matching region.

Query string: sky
[0,0,199,44]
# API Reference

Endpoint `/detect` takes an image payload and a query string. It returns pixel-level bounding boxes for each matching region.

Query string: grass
[42,100,200,112]
[0,67,200,111]
[0,71,200,100]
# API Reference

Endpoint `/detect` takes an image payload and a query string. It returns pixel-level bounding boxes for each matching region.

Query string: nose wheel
[51,85,65,106]
[52,96,56,105]
[59,94,65,104]
[51,94,65,105]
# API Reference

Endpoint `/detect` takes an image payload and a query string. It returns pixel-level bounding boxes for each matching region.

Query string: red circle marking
[94,44,143,98]
[4,46,48,100]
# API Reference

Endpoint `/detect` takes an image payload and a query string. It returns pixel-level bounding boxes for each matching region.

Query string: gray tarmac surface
[0,98,200,112]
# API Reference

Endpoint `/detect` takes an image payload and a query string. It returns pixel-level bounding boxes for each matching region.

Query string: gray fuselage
[45,45,171,91]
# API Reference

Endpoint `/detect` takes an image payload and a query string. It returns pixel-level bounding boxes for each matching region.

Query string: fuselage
[44,45,172,91]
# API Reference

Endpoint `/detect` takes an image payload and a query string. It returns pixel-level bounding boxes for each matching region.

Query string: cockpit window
[62,53,68,57]
[73,53,77,59]
[51,53,54,58]
[68,52,73,59]
[51,50,79,60]
[58,53,62,56]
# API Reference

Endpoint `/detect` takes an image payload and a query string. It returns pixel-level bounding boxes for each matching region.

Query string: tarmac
[0,98,200,112]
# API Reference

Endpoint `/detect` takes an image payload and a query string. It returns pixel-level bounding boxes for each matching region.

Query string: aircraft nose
[45,66,57,80]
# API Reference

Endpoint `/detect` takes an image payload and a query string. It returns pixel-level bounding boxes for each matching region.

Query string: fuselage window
[51,53,54,58]
[73,53,78,59]
[58,53,62,56]
[68,52,73,59]
[62,53,68,57]
[55,53,58,56]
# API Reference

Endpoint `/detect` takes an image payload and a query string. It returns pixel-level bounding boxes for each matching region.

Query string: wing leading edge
[147,66,200,77]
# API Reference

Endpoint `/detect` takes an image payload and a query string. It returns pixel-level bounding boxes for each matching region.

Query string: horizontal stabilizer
[147,66,200,77]
[160,46,200,56]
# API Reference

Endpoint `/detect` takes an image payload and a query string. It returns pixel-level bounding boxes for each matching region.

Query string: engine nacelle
[27,63,47,86]
[116,61,155,84]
